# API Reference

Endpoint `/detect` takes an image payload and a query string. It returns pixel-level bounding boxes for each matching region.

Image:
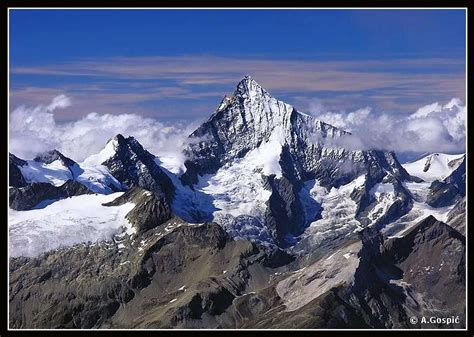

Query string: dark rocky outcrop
[101,134,175,202]
[9,218,294,329]
[9,153,28,188]
[263,175,305,246]
[446,197,466,235]
[103,186,172,234]
[426,157,465,208]
[9,180,93,211]
[344,215,466,328]
[8,211,466,329]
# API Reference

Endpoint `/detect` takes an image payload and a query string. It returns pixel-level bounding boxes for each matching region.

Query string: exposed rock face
[385,217,465,327]
[251,216,464,329]
[263,175,305,245]
[341,227,407,328]
[9,218,292,329]
[9,153,27,188]
[355,175,413,230]
[9,212,465,329]
[426,157,465,207]
[104,186,172,234]
[9,180,93,211]
[101,134,175,202]
[345,215,466,328]
[10,211,465,328]
[446,197,466,235]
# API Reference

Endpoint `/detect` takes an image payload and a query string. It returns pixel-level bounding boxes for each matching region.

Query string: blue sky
[9,9,466,123]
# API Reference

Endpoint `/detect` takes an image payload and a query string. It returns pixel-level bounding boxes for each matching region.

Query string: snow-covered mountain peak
[107,134,151,161]
[82,136,120,167]
[82,134,147,167]
[236,75,270,97]
[182,76,410,189]
[213,75,295,122]
[402,152,465,182]
[182,77,299,183]
[111,133,139,147]
[33,149,76,167]
[86,134,176,201]
[211,76,342,142]
[107,133,124,146]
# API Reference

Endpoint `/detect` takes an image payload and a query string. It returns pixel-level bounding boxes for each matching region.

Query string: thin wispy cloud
[10,55,465,122]
[12,55,465,93]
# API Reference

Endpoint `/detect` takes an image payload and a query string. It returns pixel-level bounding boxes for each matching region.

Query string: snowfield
[9,193,135,257]
[18,155,122,194]
[72,164,123,194]
[402,153,464,182]
[9,76,465,260]
[81,137,119,167]
[168,149,276,243]
[382,181,456,238]
[19,159,73,186]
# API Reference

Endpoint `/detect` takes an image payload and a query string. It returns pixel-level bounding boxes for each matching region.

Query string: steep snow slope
[81,137,120,167]
[9,193,135,257]
[19,159,74,186]
[403,153,464,182]
[72,164,123,194]
[382,201,455,239]
[197,153,275,243]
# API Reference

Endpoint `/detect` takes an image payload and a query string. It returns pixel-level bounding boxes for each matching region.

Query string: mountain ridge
[8,75,467,329]
[9,76,461,248]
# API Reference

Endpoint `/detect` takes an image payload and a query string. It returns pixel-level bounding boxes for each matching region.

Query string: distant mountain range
[8,76,466,329]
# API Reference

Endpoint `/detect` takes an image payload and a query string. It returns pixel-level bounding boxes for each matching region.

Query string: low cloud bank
[9,95,197,174]
[311,98,466,154]
[10,95,466,172]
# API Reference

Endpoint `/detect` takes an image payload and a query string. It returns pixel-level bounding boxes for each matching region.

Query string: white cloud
[46,94,72,111]
[315,107,372,132]
[307,98,326,115]
[311,98,466,154]
[10,95,466,173]
[9,95,198,173]
[410,102,442,119]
